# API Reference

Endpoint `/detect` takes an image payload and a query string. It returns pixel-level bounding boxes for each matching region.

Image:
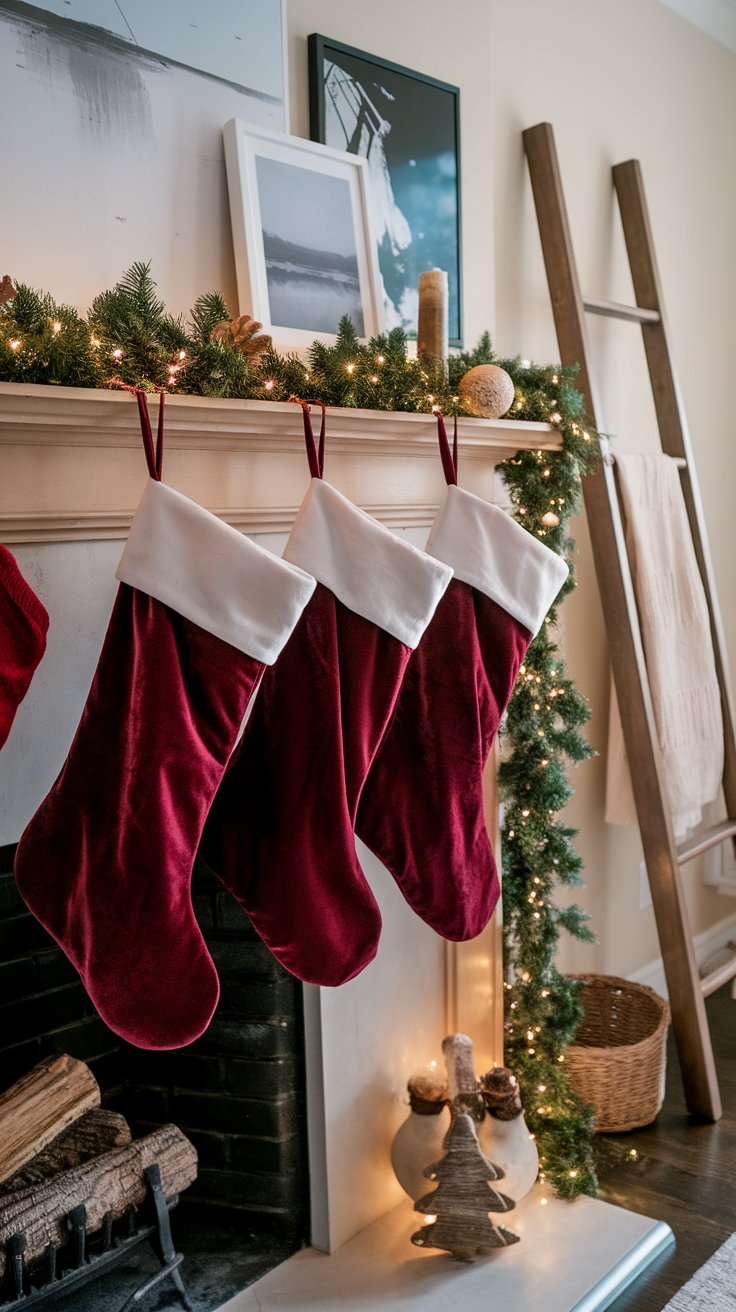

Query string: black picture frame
[308,33,462,347]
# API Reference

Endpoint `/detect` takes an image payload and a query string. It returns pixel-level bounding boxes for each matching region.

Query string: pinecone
[211,315,272,359]
[0,275,16,307]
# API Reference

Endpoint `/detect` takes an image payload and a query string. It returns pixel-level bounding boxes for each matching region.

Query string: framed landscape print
[223,120,385,348]
[308,34,462,346]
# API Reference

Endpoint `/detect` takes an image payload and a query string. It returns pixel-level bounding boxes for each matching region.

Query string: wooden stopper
[417,268,448,369]
[407,1069,449,1116]
[480,1067,524,1122]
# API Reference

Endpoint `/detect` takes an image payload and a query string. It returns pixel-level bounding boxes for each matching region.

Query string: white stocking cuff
[283,479,453,649]
[117,480,316,664]
[426,485,569,637]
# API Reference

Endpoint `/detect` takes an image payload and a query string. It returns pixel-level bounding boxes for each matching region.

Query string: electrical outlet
[639,861,652,911]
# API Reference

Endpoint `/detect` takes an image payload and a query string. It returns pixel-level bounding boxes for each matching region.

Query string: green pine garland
[1,264,606,1195]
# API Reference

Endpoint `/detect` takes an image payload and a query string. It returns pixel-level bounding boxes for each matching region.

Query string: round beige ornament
[458,364,515,419]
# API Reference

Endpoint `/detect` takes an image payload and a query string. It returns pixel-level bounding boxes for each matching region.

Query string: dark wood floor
[599,981,736,1311]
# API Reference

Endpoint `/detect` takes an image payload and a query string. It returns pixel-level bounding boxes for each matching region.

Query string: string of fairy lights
[1,262,618,1196]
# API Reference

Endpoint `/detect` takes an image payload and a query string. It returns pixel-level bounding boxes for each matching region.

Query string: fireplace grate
[1,1164,191,1311]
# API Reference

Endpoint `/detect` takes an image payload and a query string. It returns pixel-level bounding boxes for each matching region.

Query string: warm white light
[179,349,186,359]
[371,375,378,382]
[569,1170,578,1178]
[538,1085,546,1092]
[52,321,61,334]
[522,809,530,817]
[541,1197,548,1205]
[264,380,274,390]
[551,413,561,423]
[346,363,354,373]
[429,1060,437,1068]
[551,374,558,384]
[112,348,123,359]
[543,468,551,477]
[377,355,385,363]
[9,339,21,350]
[424,1215,437,1224]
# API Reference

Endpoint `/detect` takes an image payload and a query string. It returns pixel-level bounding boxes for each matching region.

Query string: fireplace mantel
[0,382,560,544]
[1,380,562,1257]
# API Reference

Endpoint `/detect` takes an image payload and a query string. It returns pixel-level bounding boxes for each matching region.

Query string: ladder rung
[677,818,736,864]
[582,296,661,324]
[611,453,687,470]
[700,944,736,997]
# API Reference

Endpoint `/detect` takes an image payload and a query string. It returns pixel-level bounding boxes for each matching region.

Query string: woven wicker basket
[564,974,670,1132]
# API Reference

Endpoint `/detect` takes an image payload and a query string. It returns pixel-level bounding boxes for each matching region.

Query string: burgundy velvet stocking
[356,417,569,941]
[200,405,452,986]
[15,393,315,1049]
[0,546,49,750]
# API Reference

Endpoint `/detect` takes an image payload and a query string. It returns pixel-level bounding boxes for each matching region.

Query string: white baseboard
[627,908,736,998]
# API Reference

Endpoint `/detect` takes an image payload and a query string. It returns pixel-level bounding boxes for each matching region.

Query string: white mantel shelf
[0,383,561,543]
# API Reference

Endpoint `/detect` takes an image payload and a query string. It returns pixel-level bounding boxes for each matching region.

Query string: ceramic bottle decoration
[391,1068,451,1201]
[477,1066,539,1201]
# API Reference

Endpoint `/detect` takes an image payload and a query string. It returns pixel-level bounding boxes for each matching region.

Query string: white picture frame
[223,119,385,349]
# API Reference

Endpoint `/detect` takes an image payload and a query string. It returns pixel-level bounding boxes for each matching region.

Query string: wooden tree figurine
[411,1113,519,1260]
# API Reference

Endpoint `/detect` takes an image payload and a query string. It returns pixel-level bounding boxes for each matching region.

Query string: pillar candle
[417,268,449,370]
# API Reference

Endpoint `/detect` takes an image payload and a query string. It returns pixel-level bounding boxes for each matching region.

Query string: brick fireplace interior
[0,842,310,1312]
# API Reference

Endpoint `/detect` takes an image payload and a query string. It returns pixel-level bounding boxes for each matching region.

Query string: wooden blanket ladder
[523,121,736,1121]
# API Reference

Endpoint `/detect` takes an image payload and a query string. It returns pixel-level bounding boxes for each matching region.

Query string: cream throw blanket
[605,453,724,840]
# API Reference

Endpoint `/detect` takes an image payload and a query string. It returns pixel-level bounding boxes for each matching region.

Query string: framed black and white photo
[223,120,385,348]
[308,35,462,346]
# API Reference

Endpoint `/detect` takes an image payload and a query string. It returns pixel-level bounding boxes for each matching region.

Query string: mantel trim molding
[0,384,561,543]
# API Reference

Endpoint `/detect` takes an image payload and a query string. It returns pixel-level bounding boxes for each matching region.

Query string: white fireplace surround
[0,384,560,1253]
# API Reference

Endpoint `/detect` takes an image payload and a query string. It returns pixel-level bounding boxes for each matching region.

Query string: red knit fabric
[201,582,411,985]
[356,578,531,940]
[0,546,49,750]
[15,584,265,1049]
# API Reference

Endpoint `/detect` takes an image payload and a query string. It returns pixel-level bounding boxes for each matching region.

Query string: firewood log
[0,1110,131,1195]
[0,1055,100,1185]
[0,1125,198,1278]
